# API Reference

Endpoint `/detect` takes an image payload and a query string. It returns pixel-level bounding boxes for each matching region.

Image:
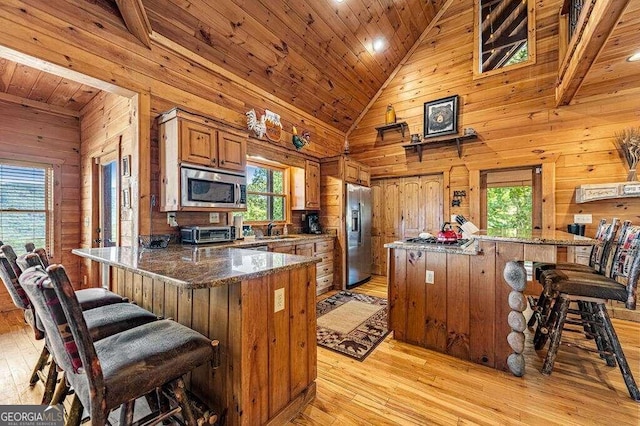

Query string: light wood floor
[1,276,638,425]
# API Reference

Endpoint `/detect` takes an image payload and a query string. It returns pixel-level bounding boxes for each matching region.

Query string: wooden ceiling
[138,0,447,132]
[0,57,100,115]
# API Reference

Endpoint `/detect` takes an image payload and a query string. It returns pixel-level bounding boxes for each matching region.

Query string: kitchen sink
[256,235,298,240]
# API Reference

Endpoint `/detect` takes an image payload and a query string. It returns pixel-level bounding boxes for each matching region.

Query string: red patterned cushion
[20,267,83,373]
[612,225,640,285]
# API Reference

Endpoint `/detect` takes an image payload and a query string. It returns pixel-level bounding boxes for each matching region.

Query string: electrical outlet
[574,214,592,224]
[450,214,458,223]
[209,212,220,223]
[167,212,178,227]
[425,270,434,284]
[274,288,285,313]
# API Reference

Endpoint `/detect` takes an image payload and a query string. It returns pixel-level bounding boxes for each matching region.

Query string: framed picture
[121,155,131,177]
[423,95,459,138]
[122,188,130,209]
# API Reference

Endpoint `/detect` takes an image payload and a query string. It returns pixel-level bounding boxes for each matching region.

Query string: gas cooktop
[403,237,471,246]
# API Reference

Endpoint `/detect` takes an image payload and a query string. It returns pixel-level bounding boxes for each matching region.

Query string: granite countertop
[72,245,321,289]
[193,234,334,249]
[384,240,479,255]
[473,229,596,246]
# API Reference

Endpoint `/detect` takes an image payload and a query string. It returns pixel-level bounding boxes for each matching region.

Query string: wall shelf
[402,132,478,161]
[375,122,408,140]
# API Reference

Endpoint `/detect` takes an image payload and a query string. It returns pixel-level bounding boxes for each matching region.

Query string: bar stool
[538,224,640,401]
[0,251,158,405]
[528,219,621,329]
[20,264,219,425]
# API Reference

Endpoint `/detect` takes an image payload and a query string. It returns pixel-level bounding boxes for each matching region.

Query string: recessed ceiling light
[372,38,385,52]
[627,52,640,62]
[336,0,344,3]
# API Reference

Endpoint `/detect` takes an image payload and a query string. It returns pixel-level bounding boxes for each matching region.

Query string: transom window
[240,161,287,223]
[0,161,54,254]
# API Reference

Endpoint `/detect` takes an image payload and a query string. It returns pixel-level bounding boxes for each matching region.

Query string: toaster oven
[181,226,236,244]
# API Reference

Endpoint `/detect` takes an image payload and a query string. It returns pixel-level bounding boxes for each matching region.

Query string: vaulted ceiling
[136,0,448,133]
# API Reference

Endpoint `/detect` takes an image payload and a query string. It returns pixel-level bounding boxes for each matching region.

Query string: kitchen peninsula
[73,245,320,425]
[386,230,595,373]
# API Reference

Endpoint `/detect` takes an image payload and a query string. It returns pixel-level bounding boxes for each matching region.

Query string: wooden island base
[110,264,318,425]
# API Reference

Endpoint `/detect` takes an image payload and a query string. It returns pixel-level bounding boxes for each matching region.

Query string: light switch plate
[574,214,592,224]
[274,288,285,312]
[425,270,434,284]
[209,212,220,223]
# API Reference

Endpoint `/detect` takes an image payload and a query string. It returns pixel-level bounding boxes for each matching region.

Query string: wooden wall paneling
[208,284,229,417]
[190,287,210,408]
[541,162,556,231]
[152,279,165,318]
[141,275,153,311]
[163,283,178,321]
[494,242,524,371]
[177,287,193,328]
[388,248,408,341]
[132,273,143,305]
[289,267,308,398]
[425,251,447,353]
[405,250,426,346]
[446,253,470,360]
[268,270,291,417]
[469,240,496,368]
[123,270,134,301]
[239,277,269,425]
[306,265,317,383]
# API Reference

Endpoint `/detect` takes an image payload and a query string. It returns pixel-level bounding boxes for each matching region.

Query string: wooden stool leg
[595,303,640,401]
[41,358,58,405]
[586,302,616,367]
[173,378,197,426]
[527,293,546,328]
[534,294,559,350]
[50,374,69,406]
[119,400,135,426]
[29,346,50,386]
[66,395,83,426]
[542,295,570,375]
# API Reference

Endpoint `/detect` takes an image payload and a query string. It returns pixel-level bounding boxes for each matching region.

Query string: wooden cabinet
[268,238,335,295]
[344,158,370,186]
[291,160,321,210]
[158,108,248,211]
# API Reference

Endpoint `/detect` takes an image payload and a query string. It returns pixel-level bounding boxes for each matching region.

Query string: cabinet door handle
[221,160,225,165]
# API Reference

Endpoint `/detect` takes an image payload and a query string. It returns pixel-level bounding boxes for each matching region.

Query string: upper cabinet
[161,108,247,172]
[291,160,321,210]
[323,155,370,187]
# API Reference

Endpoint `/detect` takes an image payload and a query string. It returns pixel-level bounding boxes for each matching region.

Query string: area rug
[316,291,389,361]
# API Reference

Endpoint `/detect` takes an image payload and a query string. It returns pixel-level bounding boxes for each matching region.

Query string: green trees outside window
[239,163,286,222]
[487,186,532,232]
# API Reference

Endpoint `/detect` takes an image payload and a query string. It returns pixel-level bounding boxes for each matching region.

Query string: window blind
[0,162,54,255]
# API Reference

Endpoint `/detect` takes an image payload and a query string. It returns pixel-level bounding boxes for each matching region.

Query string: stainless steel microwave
[180,165,246,209]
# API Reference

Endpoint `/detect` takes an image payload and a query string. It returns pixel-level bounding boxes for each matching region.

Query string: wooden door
[344,159,359,184]
[420,175,444,235]
[383,179,401,238]
[358,165,370,186]
[218,131,246,172]
[180,120,217,167]
[295,243,315,257]
[304,160,321,209]
[400,177,421,238]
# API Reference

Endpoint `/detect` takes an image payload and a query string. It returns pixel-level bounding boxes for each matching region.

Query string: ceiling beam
[555,0,630,106]
[344,0,455,148]
[0,91,80,117]
[114,0,152,49]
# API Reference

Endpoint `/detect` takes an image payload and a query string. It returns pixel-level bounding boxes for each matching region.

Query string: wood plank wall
[348,0,640,235]
[0,100,80,310]
[79,92,135,286]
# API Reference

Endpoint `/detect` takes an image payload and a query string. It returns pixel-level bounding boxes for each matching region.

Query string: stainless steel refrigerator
[345,183,372,288]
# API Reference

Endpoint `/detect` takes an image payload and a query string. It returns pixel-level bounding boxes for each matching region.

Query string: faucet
[267,222,275,236]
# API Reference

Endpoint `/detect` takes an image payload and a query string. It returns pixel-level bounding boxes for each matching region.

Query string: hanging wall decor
[292,126,311,150]
[264,110,283,142]
[423,95,459,138]
[246,109,266,139]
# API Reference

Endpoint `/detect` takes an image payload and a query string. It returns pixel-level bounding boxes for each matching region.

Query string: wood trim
[0,92,79,117]
[344,0,455,142]
[555,0,630,106]
[0,45,135,97]
[114,0,152,48]
[136,92,152,236]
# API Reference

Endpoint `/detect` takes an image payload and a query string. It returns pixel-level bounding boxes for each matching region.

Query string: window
[0,161,54,254]
[239,161,288,223]
[474,0,536,75]
[481,166,541,232]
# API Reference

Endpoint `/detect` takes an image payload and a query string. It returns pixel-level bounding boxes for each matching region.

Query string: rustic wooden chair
[538,223,640,401]
[1,248,158,405]
[528,218,621,330]
[19,264,219,425]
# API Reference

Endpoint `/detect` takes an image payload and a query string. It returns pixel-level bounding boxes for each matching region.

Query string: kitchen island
[73,246,320,426]
[385,230,595,373]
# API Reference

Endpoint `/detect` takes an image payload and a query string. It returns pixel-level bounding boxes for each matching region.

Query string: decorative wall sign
[423,95,459,138]
[264,110,282,142]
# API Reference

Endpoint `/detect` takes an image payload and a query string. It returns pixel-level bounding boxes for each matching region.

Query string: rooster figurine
[246,109,266,139]
[292,126,310,150]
